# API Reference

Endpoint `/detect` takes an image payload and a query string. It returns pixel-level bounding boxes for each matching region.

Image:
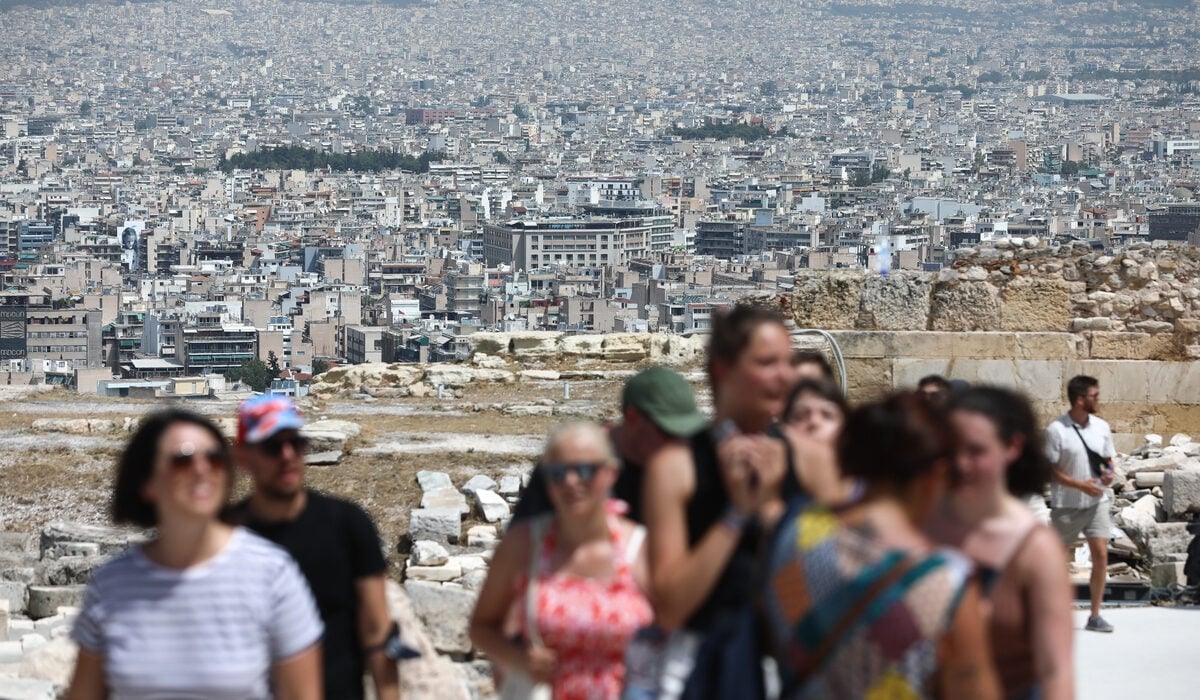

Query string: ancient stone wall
[790,240,1200,361]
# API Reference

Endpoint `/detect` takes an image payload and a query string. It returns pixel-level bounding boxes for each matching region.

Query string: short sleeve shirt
[1045,414,1115,510]
[236,490,388,700]
[71,528,323,700]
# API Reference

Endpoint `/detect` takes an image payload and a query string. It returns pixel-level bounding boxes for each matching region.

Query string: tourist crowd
[64,301,1115,699]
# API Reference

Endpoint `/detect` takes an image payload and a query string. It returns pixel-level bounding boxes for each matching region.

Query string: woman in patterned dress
[763,392,1001,700]
[471,422,654,700]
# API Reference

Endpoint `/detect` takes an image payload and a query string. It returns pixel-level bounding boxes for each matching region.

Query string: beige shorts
[1050,503,1112,544]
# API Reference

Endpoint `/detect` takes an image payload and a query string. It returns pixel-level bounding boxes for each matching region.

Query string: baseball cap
[237,394,305,445]
[621,366,708,438]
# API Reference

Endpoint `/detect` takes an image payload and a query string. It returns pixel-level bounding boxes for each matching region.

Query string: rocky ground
[0,366,640,699]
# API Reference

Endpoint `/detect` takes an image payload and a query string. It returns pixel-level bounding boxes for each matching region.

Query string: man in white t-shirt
[1044,374,1116,633]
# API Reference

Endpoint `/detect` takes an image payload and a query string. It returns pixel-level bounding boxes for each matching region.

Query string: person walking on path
[231,394,399,700]
[1044,375,1117,634]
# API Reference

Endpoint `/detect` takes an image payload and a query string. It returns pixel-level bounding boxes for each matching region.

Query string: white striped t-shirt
[72,527,323,700]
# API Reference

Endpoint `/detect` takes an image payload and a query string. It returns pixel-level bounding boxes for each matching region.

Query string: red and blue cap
[237,394,305,445]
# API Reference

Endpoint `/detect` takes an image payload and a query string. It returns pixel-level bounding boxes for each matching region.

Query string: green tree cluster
[225,358,270,392]
[670,123,777,142]
[218,146,444,173]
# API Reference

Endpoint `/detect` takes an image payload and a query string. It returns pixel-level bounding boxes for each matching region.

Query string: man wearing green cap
[512,365,708,523]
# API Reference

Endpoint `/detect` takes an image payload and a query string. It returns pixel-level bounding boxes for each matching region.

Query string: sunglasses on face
[257,434,310,458]
[543,461,605,485]
[168,447,229,472]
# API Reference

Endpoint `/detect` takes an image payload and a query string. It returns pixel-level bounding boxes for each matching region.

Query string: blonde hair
[542,421,618,467]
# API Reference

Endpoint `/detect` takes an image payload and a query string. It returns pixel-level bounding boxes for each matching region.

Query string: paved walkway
[1076,607,1198,697]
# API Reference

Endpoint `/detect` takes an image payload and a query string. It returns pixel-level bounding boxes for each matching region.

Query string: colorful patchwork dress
[763,498,974,700]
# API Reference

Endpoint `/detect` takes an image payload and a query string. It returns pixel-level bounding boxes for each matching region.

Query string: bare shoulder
[645,440,696,497]
[1016,525,1068,582]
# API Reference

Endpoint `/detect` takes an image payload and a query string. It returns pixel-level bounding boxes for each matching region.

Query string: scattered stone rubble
[0,522,147,698]
[1108,433,1200,588]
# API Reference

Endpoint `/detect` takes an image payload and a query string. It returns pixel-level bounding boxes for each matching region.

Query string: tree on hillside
[226,358,270,392]
[311,358,330,376]
[266,351,282,376]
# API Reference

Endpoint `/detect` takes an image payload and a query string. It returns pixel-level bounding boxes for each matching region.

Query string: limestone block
[0,639,24,663]
[0,678,56,700]
[30,418,115,434]
[408,508,462,545]
[1071,317,1112,332]
[39,542,98,561]
[0,580,28,614]
[467,333,514,356]
[473,490,510,523]
[601,333,651,362]
[466,525,499,549]
[424,366,514,388]
[26,586,84,620]
[416,471,453,493]
[305,419,362,439]
[461,475,498,496]
[1001,278,1071,331]
[1146,522,1192,565]
[790,273,864,329]
[411,541,450,567]
[1135,472,1165,488]
[40,522,143,558]
[1013,361,1066,402]
[21,633,47,653]
[928,282,1001,331]
[1088,332,1161,361]
[519,369,561,381]
[7,636,75,689]
[1151,562,1187,588]
[452,555,489,573]
[1147,362,1200,404]
[646,334,707,365]
[845,358,893,400]
[1163,470,1200,516]
[404,581,477,655]
[420,488,469,516]
[1129,320,1176,334]
[306,451,343,466]
[0,599,7,642]
[36,555,106,586]
[857,274,932,331]
[1074,361,1151,403]
[1170,433,1193,446]
[502,405,555,417]
[892,359,951,390]
[497,476,522,496]
[879,332,954,360]
[1145,434,1164,449]
[509,332,563,360]
[406,562,463,583]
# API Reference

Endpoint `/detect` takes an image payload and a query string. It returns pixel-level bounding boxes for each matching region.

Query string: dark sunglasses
[543,461,604,485]
[257,434,310,458]
[168,448,229,471]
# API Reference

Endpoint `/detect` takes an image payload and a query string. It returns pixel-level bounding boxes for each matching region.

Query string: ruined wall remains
[790,239,1200,360]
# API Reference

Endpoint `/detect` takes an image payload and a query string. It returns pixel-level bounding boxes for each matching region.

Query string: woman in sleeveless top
[643,304,794,635]
[471,422,653,700]
[764,392,1001,700]
[925,386,1075,700]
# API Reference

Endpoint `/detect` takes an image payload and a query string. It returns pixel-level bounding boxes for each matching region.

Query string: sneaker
[1085,615,1114,633]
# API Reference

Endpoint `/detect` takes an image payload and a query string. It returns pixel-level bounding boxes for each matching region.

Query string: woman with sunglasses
[470,422,653,700]
[66,410,324,700]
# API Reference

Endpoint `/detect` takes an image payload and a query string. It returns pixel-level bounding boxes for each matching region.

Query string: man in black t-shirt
[232,395,398,700]
[511,366,708,524]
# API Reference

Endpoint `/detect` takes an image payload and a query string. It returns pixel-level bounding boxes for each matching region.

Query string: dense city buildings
[1,0,1199,391]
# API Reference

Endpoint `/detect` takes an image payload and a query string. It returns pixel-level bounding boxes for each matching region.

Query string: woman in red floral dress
[471,422,655,699]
